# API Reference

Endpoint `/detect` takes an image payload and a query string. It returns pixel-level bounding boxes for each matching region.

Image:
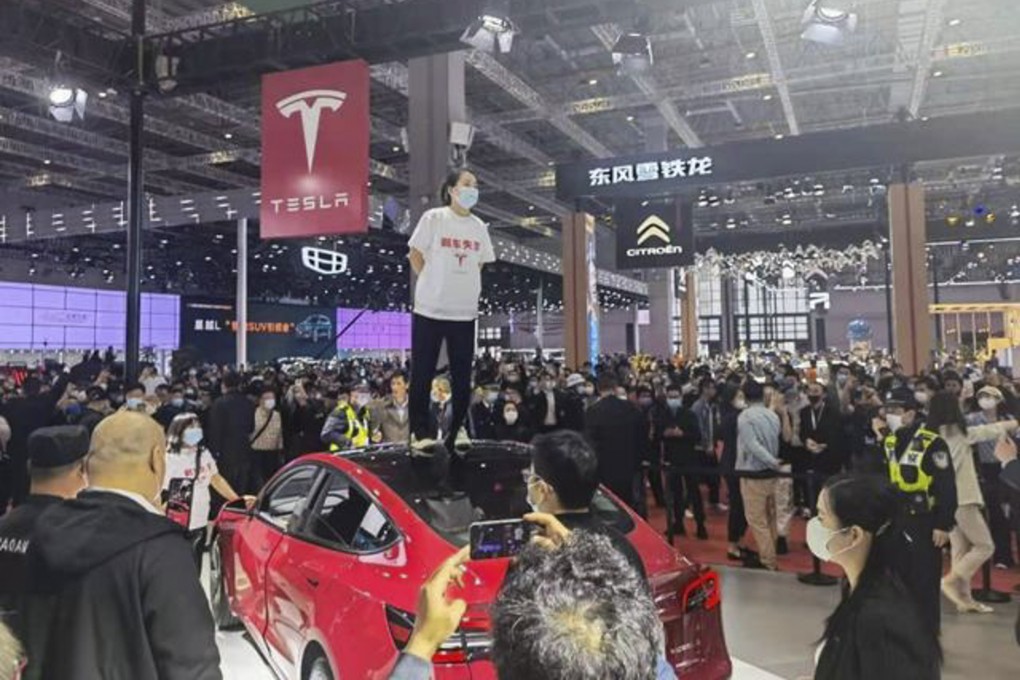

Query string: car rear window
[350,443,635,547]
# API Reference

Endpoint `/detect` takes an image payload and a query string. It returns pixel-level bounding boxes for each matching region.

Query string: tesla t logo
[277,89,348,173]
[302,246,349,275]
[636,214,671,245]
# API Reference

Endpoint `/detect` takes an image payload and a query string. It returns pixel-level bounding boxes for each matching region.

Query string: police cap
[27,425,90,469]
[885,386,918,410]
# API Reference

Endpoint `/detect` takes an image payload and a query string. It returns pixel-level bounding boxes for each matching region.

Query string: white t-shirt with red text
[409,207,496,321]
[163,447,218,531]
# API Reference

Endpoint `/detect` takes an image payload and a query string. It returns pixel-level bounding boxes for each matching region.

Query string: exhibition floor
[211,563,1019,679]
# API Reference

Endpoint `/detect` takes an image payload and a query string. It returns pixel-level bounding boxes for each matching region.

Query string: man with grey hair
[388,514,677,680]
[22,411,221,680]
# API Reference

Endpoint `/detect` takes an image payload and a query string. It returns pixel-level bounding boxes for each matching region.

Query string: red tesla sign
[260,60,370,239]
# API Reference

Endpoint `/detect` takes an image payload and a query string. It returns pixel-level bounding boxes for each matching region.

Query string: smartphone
[469,519,535,560]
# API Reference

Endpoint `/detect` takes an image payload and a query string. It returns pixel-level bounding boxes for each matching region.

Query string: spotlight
[49,85,74,106]
[965,217,976,228]
[48,84,87,122]
[154,53,181,93]
[985,212,997,225]
[1009,205,1019,219]
[612,32,654,75]
[801,1,858,46]
[461,1,517,54]
[946,215,960,227]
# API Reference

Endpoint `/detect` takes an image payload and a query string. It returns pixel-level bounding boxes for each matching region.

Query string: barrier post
[797,472,838,587]
[971,505,1012,604]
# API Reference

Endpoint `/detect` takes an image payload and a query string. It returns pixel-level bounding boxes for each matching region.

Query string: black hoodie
[23,490,221,680]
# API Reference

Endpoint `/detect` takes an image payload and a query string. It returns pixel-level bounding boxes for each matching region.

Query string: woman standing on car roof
[407,169,496,451]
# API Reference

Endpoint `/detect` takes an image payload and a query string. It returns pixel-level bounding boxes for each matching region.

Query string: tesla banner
[615,199,694,270]
[261,59,371,239]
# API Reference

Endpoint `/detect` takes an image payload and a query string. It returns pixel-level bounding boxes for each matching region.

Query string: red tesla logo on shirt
[456,253,468,266]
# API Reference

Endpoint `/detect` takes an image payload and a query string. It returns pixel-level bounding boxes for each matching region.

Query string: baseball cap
[27,425,90,469]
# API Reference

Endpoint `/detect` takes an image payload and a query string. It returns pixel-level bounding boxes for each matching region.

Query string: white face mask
[914,390,930,405]
[504,411,519,425]
[885,413,903,432]
[978,397,998,412]
[734,397,747,410]
[806,517,853,562]
[263,399,276,411]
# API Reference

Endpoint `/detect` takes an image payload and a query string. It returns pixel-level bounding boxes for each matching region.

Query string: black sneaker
[742,555,768,570]
[776,537,789,555]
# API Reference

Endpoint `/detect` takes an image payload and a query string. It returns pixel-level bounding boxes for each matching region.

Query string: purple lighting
[0,282,180,351]
[336,308,411,350]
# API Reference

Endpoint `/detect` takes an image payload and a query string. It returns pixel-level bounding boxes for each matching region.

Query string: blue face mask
[667,398,682,410]
[182,428,203,447]
[454,186,479,210]
[65,403,83,418]
[171,398,184,408]
[126,397,144,410]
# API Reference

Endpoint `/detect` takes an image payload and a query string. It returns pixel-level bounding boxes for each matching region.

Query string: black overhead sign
[556,107,1020,201]
[615,200,694,270]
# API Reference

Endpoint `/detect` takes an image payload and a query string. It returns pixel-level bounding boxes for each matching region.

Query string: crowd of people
[1,168,1019,677]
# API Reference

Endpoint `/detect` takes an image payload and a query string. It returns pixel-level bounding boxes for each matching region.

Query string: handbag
[166,448,202,529]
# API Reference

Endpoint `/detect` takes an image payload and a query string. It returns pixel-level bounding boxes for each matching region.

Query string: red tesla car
[210,442,732,680]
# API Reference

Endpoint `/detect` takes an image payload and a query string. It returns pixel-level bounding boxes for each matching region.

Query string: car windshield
[349,443,635,547]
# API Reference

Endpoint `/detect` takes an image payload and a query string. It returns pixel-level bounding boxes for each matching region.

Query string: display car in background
[210,442,732,680]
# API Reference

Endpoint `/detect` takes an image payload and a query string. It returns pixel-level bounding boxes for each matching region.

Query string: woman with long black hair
[925,391,1016,613]
[407,170,495,450]
[812,473,941,680]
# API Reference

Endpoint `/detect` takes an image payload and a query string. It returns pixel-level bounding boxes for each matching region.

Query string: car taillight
[681,570,721,613]
[385,605,493,664]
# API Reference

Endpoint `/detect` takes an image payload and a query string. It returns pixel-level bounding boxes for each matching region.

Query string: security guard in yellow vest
[878,387,957,635]
[320,385,369,452]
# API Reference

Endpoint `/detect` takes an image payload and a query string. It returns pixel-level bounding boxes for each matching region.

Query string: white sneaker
[454,427,472,451]
[940,577,970,612]
[963,602,994,614]
[716,503,730,512]
[410,435,437,454]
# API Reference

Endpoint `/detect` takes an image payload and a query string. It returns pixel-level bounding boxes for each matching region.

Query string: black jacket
[0,494,62,655]
[815,577,940,680]
[718,404,741,473]
[207,391,255,468]
[76,408,107,436]
[467,402,499,440]
[527,390,574,433]
[584,396,645,488]
[556,511,647,582]
[23,491,222,680]
[652,403,702,468]
[799,400,846,475]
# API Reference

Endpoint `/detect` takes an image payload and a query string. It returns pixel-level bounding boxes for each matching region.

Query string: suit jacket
[799,400,846,475]
[207,391,255,469]
[527,390,572,433]
[584,396,645,487]
[368,397,411,444]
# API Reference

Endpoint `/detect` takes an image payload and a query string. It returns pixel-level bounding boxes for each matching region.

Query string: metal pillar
[408,52,466,226]
[236,218,248,368]
[743,277,752,349]
[124,0,146,382]
[931,250,942,345]
[535,281,544,350]
[884,243,894,354]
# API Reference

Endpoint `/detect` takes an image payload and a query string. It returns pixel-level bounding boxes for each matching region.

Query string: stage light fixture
[801,1,858,47]
[946,215,960,227]
[1010,205,1020,219]
[612,31,654,75]
[461,1,518,54]
[48,84,87,122]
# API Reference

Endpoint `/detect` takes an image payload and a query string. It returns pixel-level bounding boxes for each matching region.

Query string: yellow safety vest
[328,403,369,451]
[884,426,937,506]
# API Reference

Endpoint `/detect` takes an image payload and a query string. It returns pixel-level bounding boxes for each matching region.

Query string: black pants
[257,449,284,487]
[410,314,474,446]
[699,450,721,505]
[725,475,748,544]
[665,462,705,531]
[890,512,943,635]
[980,462,1015,566]
[185,528,205,572]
